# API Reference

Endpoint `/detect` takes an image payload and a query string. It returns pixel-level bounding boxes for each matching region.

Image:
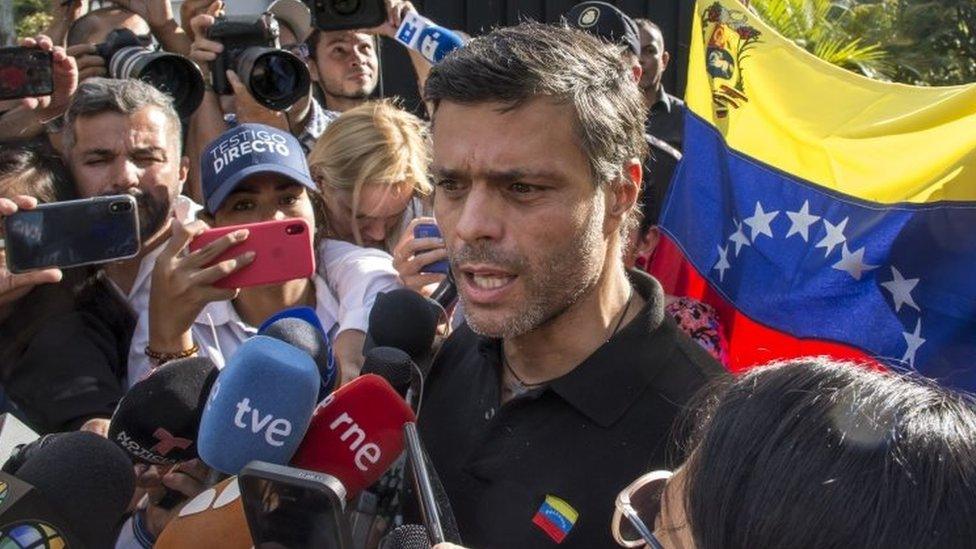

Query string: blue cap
[200,123,317,214]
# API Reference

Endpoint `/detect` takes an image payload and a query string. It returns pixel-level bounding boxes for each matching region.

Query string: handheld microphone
[362,346,424,413]
[154,476,253,549]
[260,315,338,400]
[4,431,136,548]
[290,374,416,499]
[109,356,219,466]
[394,12,465,64]
[258,305,326,335]
[197,336,320,475]
[404,422,444,544]
[365,289,440,373]
[380,524,431,549]
[429,273,458,312]
[2,432,66,475]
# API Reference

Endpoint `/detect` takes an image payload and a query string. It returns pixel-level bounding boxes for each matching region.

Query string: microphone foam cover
[381,524,430,549]
[2,432,69,475]
[361,346,414,397]
[155,476,252,549]
[198,336,320,475]
[258,305,325,335]
[367,289,439,362]
[109,356,219,465]
[16,431,135,548]
[291,374,415,499]
[260,316,338,397]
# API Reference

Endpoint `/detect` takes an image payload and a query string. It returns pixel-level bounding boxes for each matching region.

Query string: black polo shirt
[417,270,724,548]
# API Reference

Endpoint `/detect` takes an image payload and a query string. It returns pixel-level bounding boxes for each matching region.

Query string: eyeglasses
[611,469,673,548]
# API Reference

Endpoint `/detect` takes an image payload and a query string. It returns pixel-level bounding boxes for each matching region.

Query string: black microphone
[403,422,461,546]
[108,356,219,508]
[4,431,136,548]
[259,316,338,400]
[361,345,429,415]
[380,524,431,549]
[2,432,68,475]
[365,289,440,374]
[429,272,457,312]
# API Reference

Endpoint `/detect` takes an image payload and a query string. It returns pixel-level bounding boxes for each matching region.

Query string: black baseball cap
[564,1,641,57]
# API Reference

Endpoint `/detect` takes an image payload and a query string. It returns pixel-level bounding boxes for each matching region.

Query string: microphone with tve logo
[290,374,416,499]
[197,335,320,475]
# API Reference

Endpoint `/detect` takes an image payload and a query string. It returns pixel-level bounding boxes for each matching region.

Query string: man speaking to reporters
[417,23,723,548]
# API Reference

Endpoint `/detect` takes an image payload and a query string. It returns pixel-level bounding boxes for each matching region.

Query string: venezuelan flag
[649,0,976,390]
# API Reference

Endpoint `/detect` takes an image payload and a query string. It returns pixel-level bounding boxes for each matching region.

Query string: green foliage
[14,0,51,40]
[750,0,976,85]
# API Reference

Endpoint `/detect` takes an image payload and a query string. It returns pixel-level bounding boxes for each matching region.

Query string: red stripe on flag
[644,234,881,373]
[532,513,568,544]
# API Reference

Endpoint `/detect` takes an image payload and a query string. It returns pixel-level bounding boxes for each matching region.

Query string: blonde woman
[309,100,447,294]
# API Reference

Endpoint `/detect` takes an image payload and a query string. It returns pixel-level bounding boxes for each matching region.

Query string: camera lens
[110,47,205,118]
[110,201,133,213]
[237,47,310,111]
[285,223,306,235]
[331,0,361,15]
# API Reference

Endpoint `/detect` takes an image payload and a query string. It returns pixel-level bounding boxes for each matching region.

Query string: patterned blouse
[664,296,730,367]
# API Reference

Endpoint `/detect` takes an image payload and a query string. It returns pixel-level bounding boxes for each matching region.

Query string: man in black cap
[565,1,642,82]
[634,17,685,151]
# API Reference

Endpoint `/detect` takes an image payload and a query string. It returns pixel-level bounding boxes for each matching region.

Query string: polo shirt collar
[476,270,669,428]
[652,86,673,114]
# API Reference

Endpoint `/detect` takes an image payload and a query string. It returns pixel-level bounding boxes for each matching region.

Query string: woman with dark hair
[0,142,134,434]
[612,358,976,549]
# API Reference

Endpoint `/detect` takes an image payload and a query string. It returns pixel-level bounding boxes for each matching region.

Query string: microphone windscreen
[198,336,320,475]
[260,316,338,397]
[361,347,414,397]
[381,524,430,549]
[366,289,439,363]
[2,432,68,475]
[258,305,325,335]
[109,356,219,465]
[15,431,135,548]
[291,374,415,499]
[155,476,253,549]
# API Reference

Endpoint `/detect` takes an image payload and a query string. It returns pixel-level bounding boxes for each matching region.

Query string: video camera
[208,14,311,111]
[94,29,204,118]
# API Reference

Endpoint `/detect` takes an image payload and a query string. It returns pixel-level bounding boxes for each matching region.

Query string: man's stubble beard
[457,197,608,339]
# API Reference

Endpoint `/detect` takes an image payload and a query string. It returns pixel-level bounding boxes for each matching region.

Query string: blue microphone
[260,315,338,400]
[395,12,465,64]
[258,305,325,335]
[197,336,320,475]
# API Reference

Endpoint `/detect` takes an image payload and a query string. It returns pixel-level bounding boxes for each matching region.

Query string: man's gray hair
[424,21,648,190]
[64,78,181,152]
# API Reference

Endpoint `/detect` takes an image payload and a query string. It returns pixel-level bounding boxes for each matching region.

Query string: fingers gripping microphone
[4,431,136,548]
[197,336,320,475]
[260,314,338,400]
[290,374,416,499]
[109,356,219,466]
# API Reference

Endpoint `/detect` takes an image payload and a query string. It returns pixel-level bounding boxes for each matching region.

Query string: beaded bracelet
[144,343,199,366]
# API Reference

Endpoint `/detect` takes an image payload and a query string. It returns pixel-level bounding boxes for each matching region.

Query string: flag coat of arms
[649,0,976,391]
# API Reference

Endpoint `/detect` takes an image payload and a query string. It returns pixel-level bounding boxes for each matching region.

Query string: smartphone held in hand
[188,218,315,289]
[0,47,54,100]
[2,195,140,273]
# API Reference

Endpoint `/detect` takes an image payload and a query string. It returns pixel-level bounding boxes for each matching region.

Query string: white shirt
[126,237,401,383]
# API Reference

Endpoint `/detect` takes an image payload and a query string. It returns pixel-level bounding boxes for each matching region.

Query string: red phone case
[188,218,315,289]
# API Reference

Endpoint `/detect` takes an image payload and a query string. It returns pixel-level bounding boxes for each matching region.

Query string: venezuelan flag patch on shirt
[532,495,579,543]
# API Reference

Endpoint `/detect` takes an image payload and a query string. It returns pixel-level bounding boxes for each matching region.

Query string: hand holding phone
[2,194,140,273]
[392,218,449,296]
[188,218,315,289]
[0,46,53,101]
[0,196,62,310]
[12,35,79,120]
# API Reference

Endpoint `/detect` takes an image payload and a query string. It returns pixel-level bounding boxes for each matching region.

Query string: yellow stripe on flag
[545,495,579,524]
[686,0,976,203]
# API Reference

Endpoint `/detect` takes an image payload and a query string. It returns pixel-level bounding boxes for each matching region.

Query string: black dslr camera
[208,14,311,111]
[95,29,204,118]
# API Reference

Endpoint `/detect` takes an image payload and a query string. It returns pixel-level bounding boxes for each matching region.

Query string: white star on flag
[784,200,821,242]
[901,319,925,366]
[743,202,779,241]
[816,217,849,257]
[880,267,920,313]
[728,219,751,256]
[832,244,878,281]
[713,244,731,282]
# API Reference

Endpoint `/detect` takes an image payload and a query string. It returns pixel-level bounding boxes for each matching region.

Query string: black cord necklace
[503,288,635,393]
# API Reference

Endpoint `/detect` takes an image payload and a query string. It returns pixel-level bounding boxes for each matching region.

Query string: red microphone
[290,374,415,498]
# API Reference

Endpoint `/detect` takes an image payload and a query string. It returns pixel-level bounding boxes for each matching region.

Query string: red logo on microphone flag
[151,427,193,456]
[532,495,578,544]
